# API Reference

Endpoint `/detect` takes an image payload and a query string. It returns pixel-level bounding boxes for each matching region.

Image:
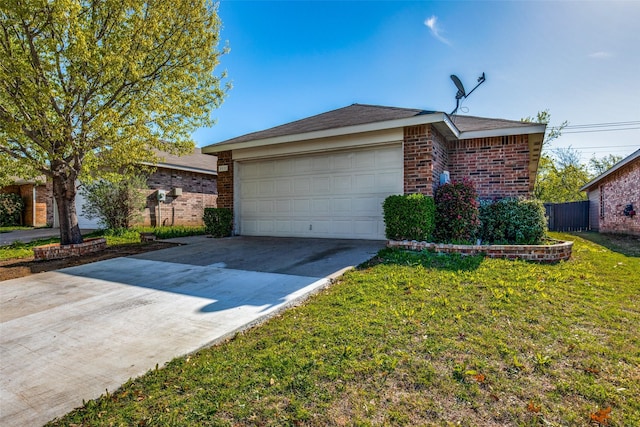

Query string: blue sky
[192,0,640,164]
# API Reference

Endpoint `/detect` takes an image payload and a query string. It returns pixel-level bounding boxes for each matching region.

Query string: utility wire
[563,127,640,134]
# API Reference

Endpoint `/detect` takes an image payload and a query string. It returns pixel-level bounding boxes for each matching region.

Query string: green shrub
[203,208,233,238]
[434,179,479,243]
[0,193,24,226]
[479,198,547,245]
[80,176,147,229]
[383,194,435,241]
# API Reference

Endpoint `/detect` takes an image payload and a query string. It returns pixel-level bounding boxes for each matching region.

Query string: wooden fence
[544,201,590,232]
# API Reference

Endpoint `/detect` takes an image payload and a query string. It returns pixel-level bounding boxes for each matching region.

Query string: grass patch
[0,226,34,233]
[132,225,206,239]
[47,232,640,426]
[570,231,640,257]
[1,226,206,260]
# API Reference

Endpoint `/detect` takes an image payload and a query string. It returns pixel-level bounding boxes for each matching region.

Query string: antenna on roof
[450,72,486,115]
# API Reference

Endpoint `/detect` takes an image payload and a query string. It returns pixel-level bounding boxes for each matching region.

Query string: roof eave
[139,162,218,176]
[457,124,546,140]
[202,112,460,154]
[580,148,640,191]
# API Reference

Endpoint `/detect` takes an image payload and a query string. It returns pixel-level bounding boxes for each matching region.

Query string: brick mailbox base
[387,239,573,263]
[33,238,107,261]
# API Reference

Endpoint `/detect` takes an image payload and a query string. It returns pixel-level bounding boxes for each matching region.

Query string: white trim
[232,129,403,161]
[139,162,217,176]
[203,112,456,153]
[458,124,546,140]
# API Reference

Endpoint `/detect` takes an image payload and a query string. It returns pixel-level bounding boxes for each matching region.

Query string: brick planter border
[33,237,107,261]
[387,239,573,263]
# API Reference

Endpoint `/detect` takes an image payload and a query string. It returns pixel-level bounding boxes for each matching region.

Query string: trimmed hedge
[383,194,435,241]
[0,193,24,226]
[479,198,547,245]
[203,207,233,238]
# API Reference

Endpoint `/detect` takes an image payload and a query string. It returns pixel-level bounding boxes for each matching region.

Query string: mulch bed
[0,241,179,282]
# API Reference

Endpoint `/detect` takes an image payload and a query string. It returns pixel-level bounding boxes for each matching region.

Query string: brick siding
[403,127,532,199]
[141,167,217,227]
[597,158,640,235]
[388,239,573,263]
[215,150,234,209]
[403,124,435,195]
[448,135,530,199]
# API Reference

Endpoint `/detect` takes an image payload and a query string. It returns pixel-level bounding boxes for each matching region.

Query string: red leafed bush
[434,178,479,243]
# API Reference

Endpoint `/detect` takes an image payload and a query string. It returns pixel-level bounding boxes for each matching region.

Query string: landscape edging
[387,239,573,263]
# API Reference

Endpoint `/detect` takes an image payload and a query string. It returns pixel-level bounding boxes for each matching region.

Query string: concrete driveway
[0,236,383,426]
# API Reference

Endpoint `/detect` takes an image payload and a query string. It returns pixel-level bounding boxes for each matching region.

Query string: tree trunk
[52,170,83,245]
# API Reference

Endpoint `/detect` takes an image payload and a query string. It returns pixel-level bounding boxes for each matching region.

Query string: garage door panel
[237,145,402,239]
[353,197,378,213]
[355,174,375,191]
[312,177,331,193]
[275,179,292,195]
[355,151,376,168]
[293,199,310,213]
[377,171,402,191]
[333,175,353,192]
[294,178,310,194]
[275,200,291,213]
[333,153,353,170]
[332,198,352,213]
[312,199,330,213]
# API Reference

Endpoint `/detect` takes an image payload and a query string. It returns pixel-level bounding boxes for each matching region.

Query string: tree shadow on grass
[569,231,640,258]
[363,247,484,272]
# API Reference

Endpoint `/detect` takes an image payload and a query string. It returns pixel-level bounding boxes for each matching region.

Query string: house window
[599,185,605,218]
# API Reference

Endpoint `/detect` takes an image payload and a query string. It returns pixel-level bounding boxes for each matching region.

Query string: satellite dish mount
[450,72,486,115]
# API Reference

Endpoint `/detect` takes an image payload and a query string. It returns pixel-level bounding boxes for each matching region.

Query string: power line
[563,121,640,129]
[563,127,640,134]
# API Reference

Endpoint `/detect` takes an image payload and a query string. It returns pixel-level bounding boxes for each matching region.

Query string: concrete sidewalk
[0,228,96,246]
[0,237,383,426]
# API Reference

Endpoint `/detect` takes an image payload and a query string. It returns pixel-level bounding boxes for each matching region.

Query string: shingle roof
[151,147,217,175]
[580,148,640,191]
[210,103,536,147]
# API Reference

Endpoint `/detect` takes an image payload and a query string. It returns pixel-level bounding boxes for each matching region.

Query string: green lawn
[0,226,206,261]
[47,232,640,426]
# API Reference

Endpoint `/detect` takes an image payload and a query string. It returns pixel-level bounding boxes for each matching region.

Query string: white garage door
[237,145,402,239]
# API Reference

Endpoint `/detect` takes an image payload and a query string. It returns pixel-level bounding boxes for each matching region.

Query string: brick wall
[0,183,51,226]
[404,124,435,195]
[215,150,234,209]
[448,135,531,199]
[403,127,532,199]
[141,167,217,226]
[598,158,639,235]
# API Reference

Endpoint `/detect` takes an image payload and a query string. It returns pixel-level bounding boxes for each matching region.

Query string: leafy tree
[80,175,148,230]
[534,148,591,203]
[0,0,227,244]
[521,109,568,148]
[589,154,623,176]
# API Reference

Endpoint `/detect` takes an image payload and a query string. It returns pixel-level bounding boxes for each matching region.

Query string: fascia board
[458,124,546,140]
[202,112,457,153]
[139,162,218,176]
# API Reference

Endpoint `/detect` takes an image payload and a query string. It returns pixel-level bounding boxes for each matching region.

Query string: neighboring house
[202,103,546,240]
[2,148,218,229]
[0,178,54,227]
[580,148,640,236]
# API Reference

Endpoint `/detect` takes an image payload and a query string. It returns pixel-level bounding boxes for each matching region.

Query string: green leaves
[383,193,436,241]
[1,0,228,239]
